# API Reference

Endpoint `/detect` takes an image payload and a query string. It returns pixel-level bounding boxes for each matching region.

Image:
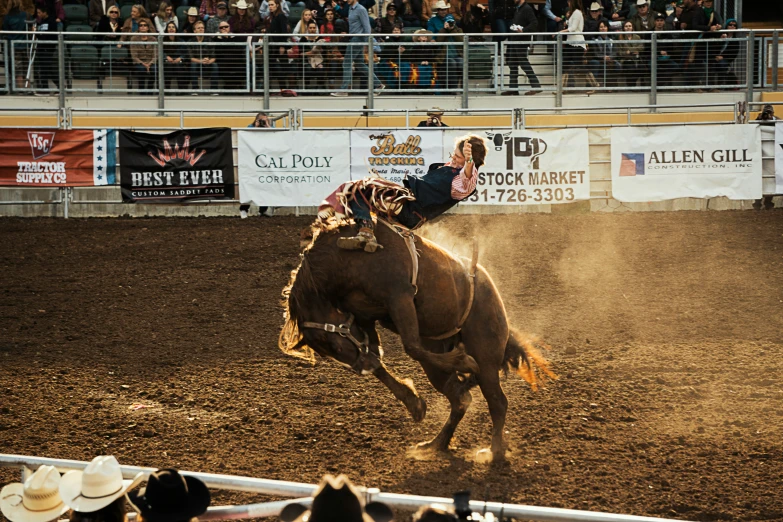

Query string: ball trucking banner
[611,125,762,202]
[237,130,351,206]
[444,129,591,205]
[0,129,116,187]
[119,129,235,203]
[350,130,444,183]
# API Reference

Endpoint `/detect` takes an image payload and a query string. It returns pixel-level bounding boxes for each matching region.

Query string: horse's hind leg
[477,370,508,461]
[415,362,474,453]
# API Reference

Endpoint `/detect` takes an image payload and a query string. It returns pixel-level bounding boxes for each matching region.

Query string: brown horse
[279,220,555,461]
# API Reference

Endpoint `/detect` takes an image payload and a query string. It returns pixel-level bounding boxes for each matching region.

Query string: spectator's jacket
[130,34,156,64]
[435,26,462,62]
[199,0,218,18]
[188,36,216,60]
[584,13,608,33]
[679,4,708,32]
[610,0,629,19]
[3,7,29,41]
[307,0,334,23]
[461,4,489,36]
[629,10,654,32]
[163,36,187,61]
[596,0,613,20]
[259,0,290,20]
[405,39,435,65]
[96,15,124,40]
[206,13,229,32]
[35,0,64,23]
[229,13,255,33]
[511,2,536,42]
[564,8,585,48]
[542,0,568,21]
[155,15,178,32]
[35,13,60,40]
[378,33,401,60]
[490,0,514,22]
[616,33,642,59]
[376,14,402,33]
[268,10,289,43]
[664,12,679,31]
[395,0,421,26]
[121,17,142,40]
[229,0,260,19]
[706,33,738,63]
[703,6,722,27]
[89,0,119,27]
[652,27,677,58]
[426,13,446,32]
[346,2,372,40]
[589,34,615,61]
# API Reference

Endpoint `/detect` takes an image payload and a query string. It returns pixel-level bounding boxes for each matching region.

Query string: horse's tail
[503,328,557,391]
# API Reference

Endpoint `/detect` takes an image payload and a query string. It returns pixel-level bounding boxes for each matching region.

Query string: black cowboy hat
[128,469,210,522]
[280,475,393,522]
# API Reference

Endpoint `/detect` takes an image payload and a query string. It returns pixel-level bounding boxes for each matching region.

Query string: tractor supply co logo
[620,153,645,176]
[28,132,56,160]
[486,132,548,170]
[148,136,206,168]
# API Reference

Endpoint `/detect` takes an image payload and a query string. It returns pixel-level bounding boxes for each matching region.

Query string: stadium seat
[176,5,190,23]
[64,4,89,23]
[468,46,493,80]
[70,46,99,79]
[65,23,94,40]
[121,4,133,19]
[288,5,304,27]
[403,26,420,34]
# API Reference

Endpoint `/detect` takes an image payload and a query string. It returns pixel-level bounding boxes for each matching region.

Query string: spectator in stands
[32,2,59,94]
[215,20,245,88]
[653,11,678,85]
[330,0,384,96]
[402,29,436,88]
[268,0,293,89]
[189,19,218,91]
[0,466,69,522]
[706,17,738,86]
[89,0,118,28]
[279,475,393,522]
[307,0,332,24]
[230,0,260,21]
[588,19,618,86]
[229,0,255,32]
[131,18,157,92]
[679,0,707,89]
[127,469,210,522]
[206,1,229,31]
[292,8,317,40]
[417,107,447,126]
[240,115,272,218]
[629,0,653,31]
[259,0,289,20]
[200,0,219,20]
[60,456,143,522]
[181,6,198,32]
[154,1,177,31]
[756,104,779,122]
[678,0,706,31]
[301,20,328,88]
[505,0,539,95]
[543,0,568,32]
[320,6,335,31]
[489,0,513,41]
[396,0,420,27]
[584,1,607,32]
[34,0,63,24]
[664,0,680,29]
[163,20,186,89]
[435,12,462,90]
[376,2,401,32]
[425,0,448,32]
[121,4,148,38]
[592,0,612,19]
[616,20,643,85]
[560,0,587,87]
[461,0,488,39]
[701,0,720,27]
[2,0,33,92]
[609,0,630,21]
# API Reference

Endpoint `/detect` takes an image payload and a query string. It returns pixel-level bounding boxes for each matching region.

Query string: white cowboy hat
[433,0,450,10]
[186,6,198,15]
[589,1,602,10]
[233,0,250,9]
[1,466,70,522]
[636,0,648,5]
[59,456,144,513]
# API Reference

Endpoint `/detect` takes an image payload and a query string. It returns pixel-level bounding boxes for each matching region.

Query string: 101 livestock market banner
[0,129,116,187]
[349,129,444,183]
[611,125,762,202]
[119,129,234,202]
[237,130,351,206]
[444,129,591,205]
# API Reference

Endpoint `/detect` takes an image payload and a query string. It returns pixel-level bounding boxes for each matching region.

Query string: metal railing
[0,29,769,109]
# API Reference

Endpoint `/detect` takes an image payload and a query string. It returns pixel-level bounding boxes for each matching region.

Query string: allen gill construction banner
[0,129,116,187]
[349,129,443,183]
[445,129,591,205]
[119,129,234,202]
[237,130,351,206]
[611,125,762,202]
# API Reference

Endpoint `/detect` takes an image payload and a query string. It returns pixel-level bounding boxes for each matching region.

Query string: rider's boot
[337,220,383,253]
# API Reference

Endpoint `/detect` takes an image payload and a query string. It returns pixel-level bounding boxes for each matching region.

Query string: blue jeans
[340,39,382,90]
[491,17,512,42]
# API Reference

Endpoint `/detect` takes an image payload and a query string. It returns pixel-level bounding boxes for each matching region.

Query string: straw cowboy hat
[433,0,451,10]
[589,2,602,10]
[1,466,70,522]
[186,6,198,15]
[233,0,251,9]
[59,456,143,513]
[426,107,445,117]
[280,475,393,522]
[128,469,210,522]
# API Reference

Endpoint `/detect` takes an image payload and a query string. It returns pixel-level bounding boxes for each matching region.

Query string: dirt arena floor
[1,211,782,522]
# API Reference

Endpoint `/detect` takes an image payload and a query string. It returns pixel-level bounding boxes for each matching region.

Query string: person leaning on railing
[131,18,157,92]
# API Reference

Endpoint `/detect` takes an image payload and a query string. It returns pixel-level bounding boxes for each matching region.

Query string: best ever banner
[773,123,783,194]
[444,129,591,205]
[238,131,351,206]
[0,129,116,187]
[350,129,443,183]
[611,125,762,202]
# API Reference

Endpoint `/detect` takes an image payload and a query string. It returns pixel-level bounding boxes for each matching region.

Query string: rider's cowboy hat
[1,466,70,522]
[128,469,210,522]
[233,0,251,9]
[433,0,451,10]
[59,456,143,513]
[280,475,393,522]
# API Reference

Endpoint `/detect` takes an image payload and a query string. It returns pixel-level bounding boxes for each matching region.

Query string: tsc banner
[445,129,590,205]
[119,129,234,202]
[611,125,762,202]
[237,130,351,206]
[773,123,783,194]
[0,129,116,187]
[350,130,444,183]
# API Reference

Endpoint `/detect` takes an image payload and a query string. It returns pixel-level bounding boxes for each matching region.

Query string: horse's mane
[278,219,349,362]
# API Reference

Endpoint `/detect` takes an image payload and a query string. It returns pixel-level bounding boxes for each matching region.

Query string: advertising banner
[773,123,783,194]
[611,125,762,202]
[350,129,444,183]
[444,129,591,205]
[0,129,116,187]
[119,129,234,203]
[237,130,351,206]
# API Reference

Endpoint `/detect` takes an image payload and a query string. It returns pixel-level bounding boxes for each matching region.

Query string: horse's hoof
[415,439,449,454]
[475,447,508,464]
[407,396,427,423]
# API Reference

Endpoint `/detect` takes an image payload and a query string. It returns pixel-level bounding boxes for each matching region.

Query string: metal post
[263,35,269,110]
[245,39,251,93]
[650,33,657,108]
[627,107,632,125]
[746,30,754,104]
[773,31,779,91]
[57,33,65,109]
[3,43,9,94]
[180,110,184,129]
[555,33,563,108]
[462,35,469,109]
[367,35,374,110]
[736,0,742,28]
[63,187,69,219]
[520,107,526,129]
[157,34,165,110]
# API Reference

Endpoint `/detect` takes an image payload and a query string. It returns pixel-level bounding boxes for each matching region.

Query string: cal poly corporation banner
[119,129,234,203]
[0,129,116,187]
[611,125,762,202]
[350,129,444,183]
[237,131,351,206]
[444,129,591,205]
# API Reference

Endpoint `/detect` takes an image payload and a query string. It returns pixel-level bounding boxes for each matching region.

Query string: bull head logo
[486,131,512,151]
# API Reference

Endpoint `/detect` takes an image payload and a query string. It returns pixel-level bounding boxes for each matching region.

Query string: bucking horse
[279,219,555,461]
